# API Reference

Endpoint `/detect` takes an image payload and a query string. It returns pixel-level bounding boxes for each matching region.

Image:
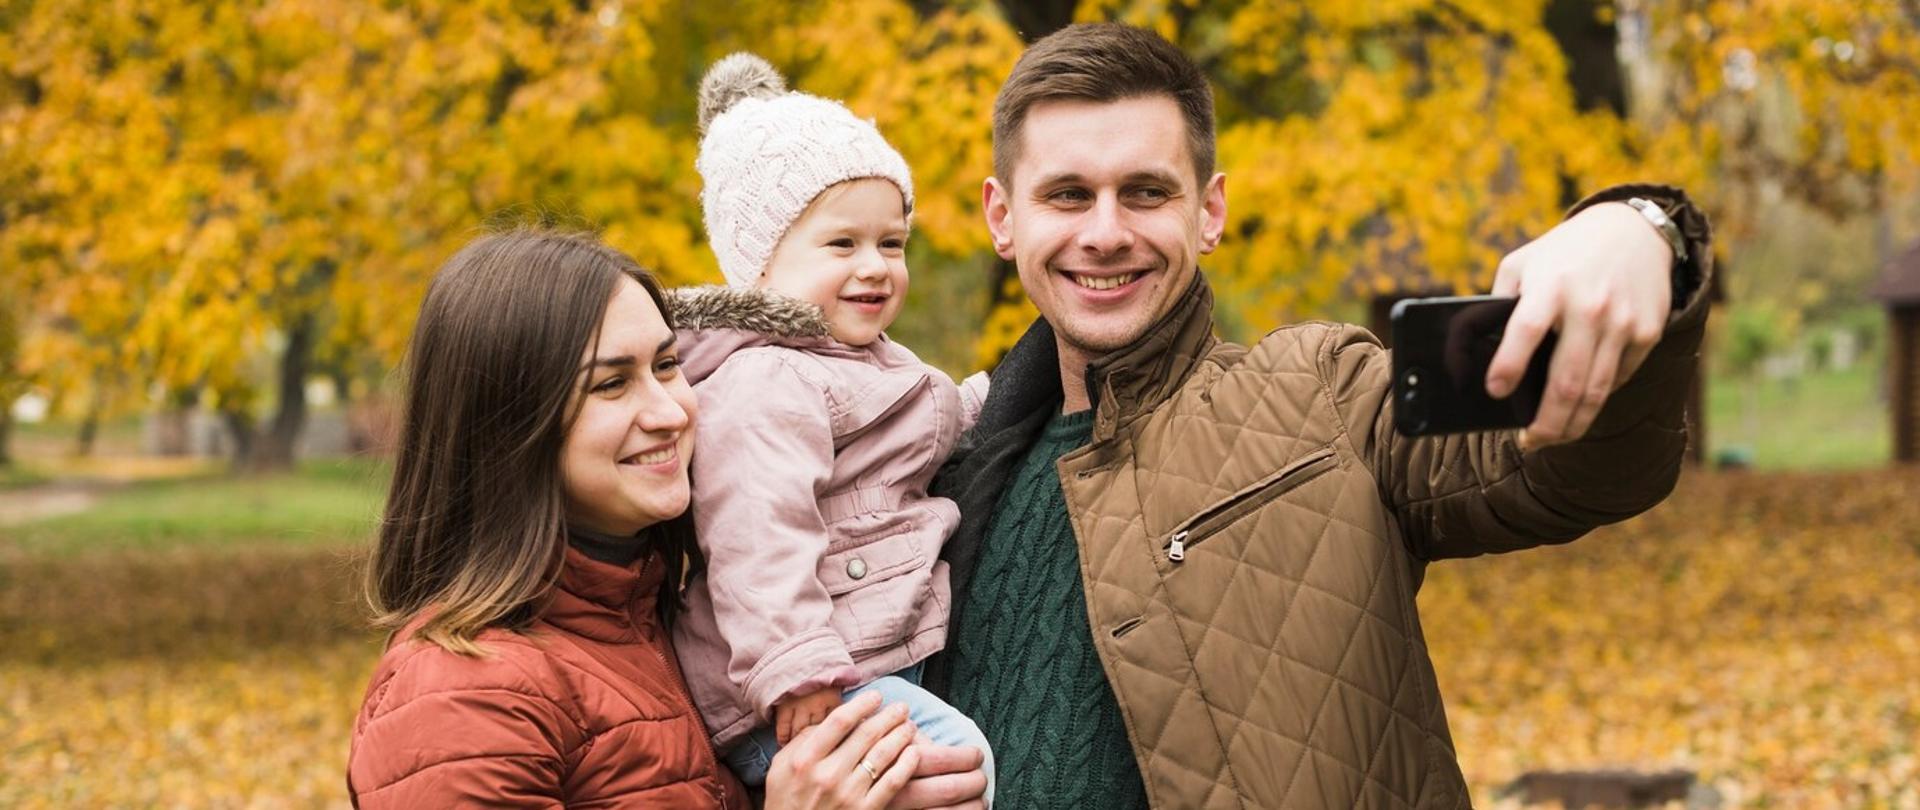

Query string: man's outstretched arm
[1330,183,1713,561]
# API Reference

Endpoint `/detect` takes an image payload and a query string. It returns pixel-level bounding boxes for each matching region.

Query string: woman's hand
[764,692,919,810]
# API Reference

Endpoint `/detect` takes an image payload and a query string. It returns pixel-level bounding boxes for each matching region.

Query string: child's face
[759,178,909,346]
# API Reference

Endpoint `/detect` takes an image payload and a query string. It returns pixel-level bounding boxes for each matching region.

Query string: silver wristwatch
[1624,197,1687,264]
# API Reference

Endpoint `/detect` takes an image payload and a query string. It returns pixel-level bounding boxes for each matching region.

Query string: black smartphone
[1389,295,1556,437]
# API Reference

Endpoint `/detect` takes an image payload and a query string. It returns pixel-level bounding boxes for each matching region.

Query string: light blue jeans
[724,663,995,806]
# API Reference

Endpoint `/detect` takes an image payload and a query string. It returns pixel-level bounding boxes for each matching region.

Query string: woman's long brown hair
[366,229,699,655]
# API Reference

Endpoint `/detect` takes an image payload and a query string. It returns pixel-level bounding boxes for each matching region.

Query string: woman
[346,230,981,808]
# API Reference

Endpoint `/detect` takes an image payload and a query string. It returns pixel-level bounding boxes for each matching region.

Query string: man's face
[985,95,1226,358]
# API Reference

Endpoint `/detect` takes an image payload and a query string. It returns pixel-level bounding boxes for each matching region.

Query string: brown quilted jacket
[930,185,1712,808]
[347,546,749,809]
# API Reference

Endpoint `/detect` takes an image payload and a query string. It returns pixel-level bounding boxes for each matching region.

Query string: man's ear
[983,177,1015,260]
[1199,172,1227,255]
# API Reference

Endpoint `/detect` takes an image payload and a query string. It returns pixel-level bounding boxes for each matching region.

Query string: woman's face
[560,278,698,536]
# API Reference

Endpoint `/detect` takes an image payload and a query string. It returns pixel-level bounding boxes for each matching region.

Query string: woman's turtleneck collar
[567,524,648,568]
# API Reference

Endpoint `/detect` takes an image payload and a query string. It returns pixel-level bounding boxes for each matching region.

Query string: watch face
[1626,198,1685,262]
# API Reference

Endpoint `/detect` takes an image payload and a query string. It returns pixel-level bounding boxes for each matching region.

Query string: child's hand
[773,687,844,745]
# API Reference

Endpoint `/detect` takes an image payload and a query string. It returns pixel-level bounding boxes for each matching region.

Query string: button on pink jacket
[666,287,986,750]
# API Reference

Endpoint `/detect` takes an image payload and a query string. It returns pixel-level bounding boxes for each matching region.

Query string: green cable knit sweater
[946,409,1148,809]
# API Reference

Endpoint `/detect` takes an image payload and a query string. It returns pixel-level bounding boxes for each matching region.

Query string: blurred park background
[3,0,1919,806]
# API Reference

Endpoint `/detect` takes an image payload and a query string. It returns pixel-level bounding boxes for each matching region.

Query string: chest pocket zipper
[1166,447,1339,563]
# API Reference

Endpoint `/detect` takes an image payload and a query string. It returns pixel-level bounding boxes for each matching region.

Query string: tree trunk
[0,310,15,467]
[983,256,1020,348]
[330,368,354,410]
[250,314,316,471]
[222,406,257,468]
[74,389,103,458]
[1544,0,1627,209]
[1543,0,1627,116]
[75,414,98,457]
[331,367,376,454]
[149,410,185,454]
[993,0,1076,43]
[0,406,12,467]
[149,387,196,457]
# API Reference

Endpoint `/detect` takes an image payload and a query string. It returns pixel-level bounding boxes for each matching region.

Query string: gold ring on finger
[858,759,879,781]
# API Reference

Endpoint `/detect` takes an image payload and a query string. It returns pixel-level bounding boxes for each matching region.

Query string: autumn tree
[0,0,167,458]
[1628,0,1920,311]
[0,0,45,467]
[946,0,1920,363]
[0,0,1022,468]
[5,0,1914,468]
[0,69,28,466]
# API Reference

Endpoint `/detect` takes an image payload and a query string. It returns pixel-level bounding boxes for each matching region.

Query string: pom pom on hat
[695,53,915,288]
[697,53,786,135]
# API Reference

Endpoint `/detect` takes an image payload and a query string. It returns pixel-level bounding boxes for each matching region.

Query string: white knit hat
[696,53,915,288]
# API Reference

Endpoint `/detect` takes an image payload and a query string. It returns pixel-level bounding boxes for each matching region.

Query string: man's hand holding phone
[1484,201,1675,451]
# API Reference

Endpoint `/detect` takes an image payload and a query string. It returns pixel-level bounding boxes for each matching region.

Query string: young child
[667,54,994,801]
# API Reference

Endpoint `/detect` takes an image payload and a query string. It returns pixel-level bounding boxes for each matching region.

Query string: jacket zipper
[629,556,734,808]
[647,640,733,806]
[1166,447,1338,563]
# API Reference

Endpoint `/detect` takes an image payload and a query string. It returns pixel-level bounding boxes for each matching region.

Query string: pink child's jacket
[666,286,987,750]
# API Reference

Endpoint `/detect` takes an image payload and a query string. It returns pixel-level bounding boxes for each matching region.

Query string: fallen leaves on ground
[2,469,1916,807]
[1424,468,1920,808]
[1,643,376,809]
[1,546,378,808]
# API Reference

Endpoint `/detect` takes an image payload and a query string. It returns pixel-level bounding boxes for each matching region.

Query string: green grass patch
[7,412,146,456]
[1705,359,1889,470]
[0,462,51,489]
[2,457,390,555]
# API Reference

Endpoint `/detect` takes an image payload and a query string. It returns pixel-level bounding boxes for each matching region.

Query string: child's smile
[757,177,911,347]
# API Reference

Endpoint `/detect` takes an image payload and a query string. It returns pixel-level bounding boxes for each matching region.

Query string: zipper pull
[1168,531,1188,563]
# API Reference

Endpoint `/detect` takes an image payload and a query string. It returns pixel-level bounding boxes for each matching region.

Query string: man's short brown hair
[992,23,1216,185]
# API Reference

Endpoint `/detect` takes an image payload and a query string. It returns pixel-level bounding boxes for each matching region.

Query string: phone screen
[1389,296,1555,437]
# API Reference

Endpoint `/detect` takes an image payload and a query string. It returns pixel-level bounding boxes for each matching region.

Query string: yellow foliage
[5,0,1919,409]
[0,0,1019,416]
[972,0,1920,361]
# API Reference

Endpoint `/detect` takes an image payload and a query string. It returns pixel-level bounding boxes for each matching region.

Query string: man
[923,22,1710,809]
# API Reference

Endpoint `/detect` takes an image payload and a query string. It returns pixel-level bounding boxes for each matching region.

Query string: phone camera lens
[1396,367,1430,434]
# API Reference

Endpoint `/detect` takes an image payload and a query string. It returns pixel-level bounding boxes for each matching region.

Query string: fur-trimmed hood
[667,285,830,339]
[666,285,856,384]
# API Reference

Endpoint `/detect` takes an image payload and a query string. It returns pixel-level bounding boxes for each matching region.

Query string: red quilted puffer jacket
[347,546,748,809]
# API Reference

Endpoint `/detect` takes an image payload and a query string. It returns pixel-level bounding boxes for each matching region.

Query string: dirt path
[0,484,103,528]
